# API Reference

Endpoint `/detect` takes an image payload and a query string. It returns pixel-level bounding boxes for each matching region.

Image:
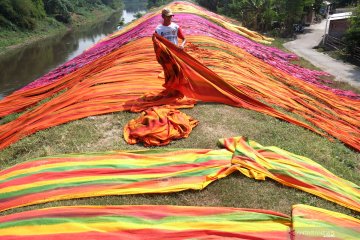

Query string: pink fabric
[20,13,358,99]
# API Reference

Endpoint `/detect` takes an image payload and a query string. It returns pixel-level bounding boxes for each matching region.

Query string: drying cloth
[292,204,360,240]
[219,136,360,212]
[124,106,199,146]
[0,204,359,240]
[0,205,291,240]
[0,22,359,150]
[0,137,359,213]
[0,148,234,212]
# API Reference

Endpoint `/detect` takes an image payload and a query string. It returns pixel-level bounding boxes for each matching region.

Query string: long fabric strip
[1,137,359,213]
[152,34,360,150]
[0,8,359,150]
[292,204,360,240]
[0,205,291,240]
[219,137,360,212]
[0,34,359,150]
[0,34,360,149]
[0,148,235,212]
[1,3,356,107]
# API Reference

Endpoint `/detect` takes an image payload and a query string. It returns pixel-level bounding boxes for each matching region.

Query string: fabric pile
[124,106,199,146]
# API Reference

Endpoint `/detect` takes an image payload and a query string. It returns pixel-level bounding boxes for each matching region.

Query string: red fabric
[152,33,323,136]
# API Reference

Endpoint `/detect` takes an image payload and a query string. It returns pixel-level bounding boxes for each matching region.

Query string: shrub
[0,0,45,29]
[43,0,73,23]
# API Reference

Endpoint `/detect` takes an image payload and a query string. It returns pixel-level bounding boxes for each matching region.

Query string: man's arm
[178,27,186,49]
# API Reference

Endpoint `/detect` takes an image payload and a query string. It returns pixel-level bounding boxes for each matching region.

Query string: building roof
[329,12,352,21]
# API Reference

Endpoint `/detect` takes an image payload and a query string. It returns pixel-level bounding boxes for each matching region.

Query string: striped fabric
[220,137,360,212]
[0,148,235,212]
[1,137,359,213]
[0,205,291,240]
[292,204,360,240]
[0,204,359,239]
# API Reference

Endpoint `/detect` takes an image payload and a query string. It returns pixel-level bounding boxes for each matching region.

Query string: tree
[147,0,171,9]
[274,0,315,36]
[0,0,46,29]
[344,3,360,56]
[196,0,219,11]
[333,0,358,7]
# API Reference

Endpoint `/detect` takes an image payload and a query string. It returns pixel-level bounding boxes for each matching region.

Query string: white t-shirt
[155,22,180,45]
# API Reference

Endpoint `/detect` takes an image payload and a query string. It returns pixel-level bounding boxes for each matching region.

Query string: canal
[0,0,147,99]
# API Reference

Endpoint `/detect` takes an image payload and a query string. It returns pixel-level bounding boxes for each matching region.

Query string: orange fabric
[124,106,199,146]
[0,36,359,151]
[152,33,324,135]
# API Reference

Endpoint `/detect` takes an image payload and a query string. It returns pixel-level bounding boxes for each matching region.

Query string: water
[0,1,146,99]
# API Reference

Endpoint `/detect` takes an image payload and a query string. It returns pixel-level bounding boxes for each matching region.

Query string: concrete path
[284,20,360,87]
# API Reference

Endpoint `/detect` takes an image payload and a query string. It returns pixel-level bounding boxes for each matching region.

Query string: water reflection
[0,1,146,98]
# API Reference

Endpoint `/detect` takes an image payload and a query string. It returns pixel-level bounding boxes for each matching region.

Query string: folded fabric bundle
[124,106,199,146]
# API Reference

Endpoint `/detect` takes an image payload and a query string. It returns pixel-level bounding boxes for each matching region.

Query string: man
[155,8,186,49]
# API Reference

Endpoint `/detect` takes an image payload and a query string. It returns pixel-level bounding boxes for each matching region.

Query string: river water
[0,1,146,99]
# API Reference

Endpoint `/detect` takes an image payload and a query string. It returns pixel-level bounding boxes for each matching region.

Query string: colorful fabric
[0,4,359,150]
[219,137,360,212]
[152,34,360,151]
[292,204,360,240]
[0,35,358,151]
[1,137,359,213]
[1,204,359,240]
[4,4,355,96]
[0,148,234,212]
[124,106,199,146]
[0,205,291,240]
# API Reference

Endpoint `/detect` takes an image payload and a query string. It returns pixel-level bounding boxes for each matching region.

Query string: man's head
[161,8,174,19]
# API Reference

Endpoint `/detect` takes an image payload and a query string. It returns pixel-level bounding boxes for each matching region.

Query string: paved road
[284,20,360,87]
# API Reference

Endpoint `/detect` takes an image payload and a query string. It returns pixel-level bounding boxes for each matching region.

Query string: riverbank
[0,6,122,55]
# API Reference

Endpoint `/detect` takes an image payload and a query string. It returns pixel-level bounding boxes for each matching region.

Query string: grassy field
[0,13,359,219]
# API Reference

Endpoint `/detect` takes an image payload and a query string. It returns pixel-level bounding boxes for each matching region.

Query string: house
[325,12,352,38]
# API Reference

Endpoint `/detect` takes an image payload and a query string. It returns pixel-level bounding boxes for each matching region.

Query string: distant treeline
[147,0,171,9]
[123,0,147,12]
[0,0,123,30]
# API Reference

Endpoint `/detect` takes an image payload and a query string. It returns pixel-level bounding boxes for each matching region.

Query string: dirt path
[284,20,360,87]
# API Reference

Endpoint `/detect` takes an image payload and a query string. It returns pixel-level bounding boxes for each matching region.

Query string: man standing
[155,8,186,49]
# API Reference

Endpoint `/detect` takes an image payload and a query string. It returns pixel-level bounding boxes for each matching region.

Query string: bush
[0,0,45,30]
[101,0,123,9]
[43,0,73,23]
[344,4,360,56]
